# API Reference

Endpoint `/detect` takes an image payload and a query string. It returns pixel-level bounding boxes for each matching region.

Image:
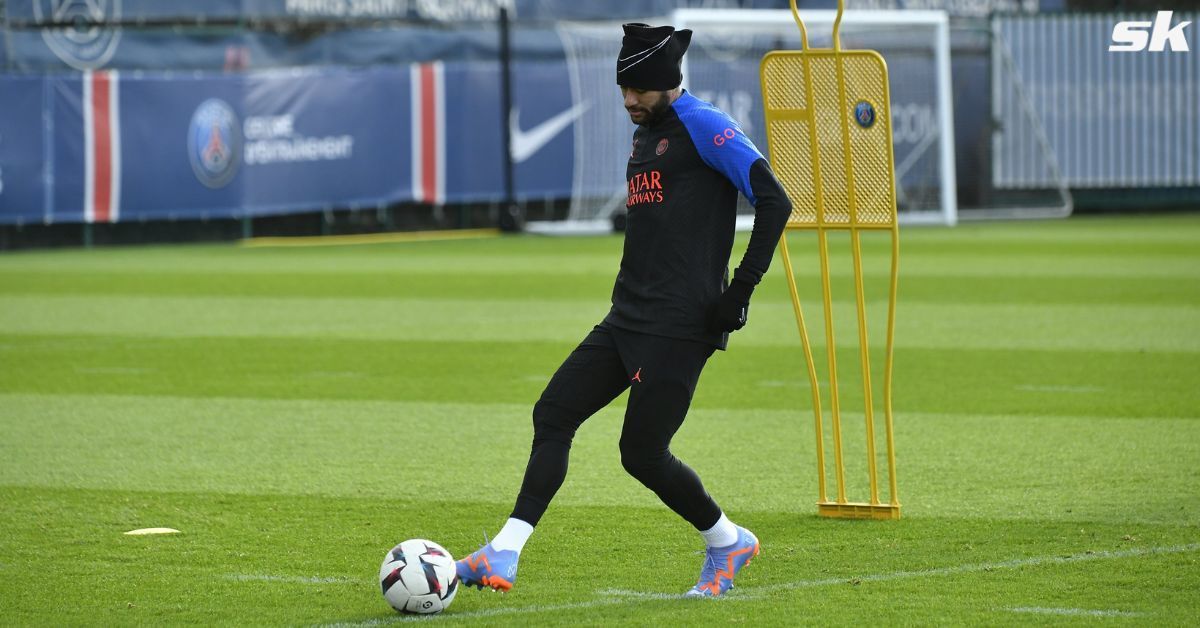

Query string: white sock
[700,512,739,548]
[489,518,534,553]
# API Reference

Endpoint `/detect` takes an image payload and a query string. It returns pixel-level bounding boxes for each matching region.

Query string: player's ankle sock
[489,518,534,553]
[700,512,738,548]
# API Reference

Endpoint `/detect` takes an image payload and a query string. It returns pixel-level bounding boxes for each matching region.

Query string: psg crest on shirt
[187,98,242,189]
[853,101,876,129]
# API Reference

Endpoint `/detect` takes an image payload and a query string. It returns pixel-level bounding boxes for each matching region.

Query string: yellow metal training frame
[760,0,900,519]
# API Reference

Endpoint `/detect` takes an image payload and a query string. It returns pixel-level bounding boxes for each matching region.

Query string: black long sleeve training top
[603,90,793,350]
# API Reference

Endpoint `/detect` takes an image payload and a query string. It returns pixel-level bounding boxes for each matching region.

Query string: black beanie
[616,23,692,91]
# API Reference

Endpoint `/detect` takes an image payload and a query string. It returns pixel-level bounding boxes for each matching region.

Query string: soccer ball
[379,539,459,614]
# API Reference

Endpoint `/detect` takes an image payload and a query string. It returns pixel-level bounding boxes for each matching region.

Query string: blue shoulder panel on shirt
[672,91,764,205]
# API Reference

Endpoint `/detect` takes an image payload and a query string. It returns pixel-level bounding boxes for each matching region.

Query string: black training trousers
[510,323,722,531]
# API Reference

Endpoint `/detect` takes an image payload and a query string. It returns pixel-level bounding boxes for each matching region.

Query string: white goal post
[542,9,1071,233]
[540,9,961,234]
[672,8,958,227]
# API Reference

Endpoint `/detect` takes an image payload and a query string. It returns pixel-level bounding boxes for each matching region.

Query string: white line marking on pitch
[324,598,640,626]
[227,574,361,585]
[319,543,1198,625]
[302,371,366,379]
[1015,384,1104,393]
[76,366,151,375]
[608,543,1200,601]
[1007,607,1144,617]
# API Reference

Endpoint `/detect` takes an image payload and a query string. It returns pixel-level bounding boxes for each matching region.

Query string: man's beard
[630,91,673,125]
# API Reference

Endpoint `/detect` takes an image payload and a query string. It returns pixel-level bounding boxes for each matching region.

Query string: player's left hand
[709,279,754,333]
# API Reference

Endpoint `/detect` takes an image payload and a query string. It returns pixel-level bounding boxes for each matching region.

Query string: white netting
[551,10,960,230]
[983,22,1072,219]
[554,20,646,230]
[676,10,956,225]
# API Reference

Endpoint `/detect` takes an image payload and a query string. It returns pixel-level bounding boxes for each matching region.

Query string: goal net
[985,20,1073,220]
[677,9,958,226]
[547,9,1069,233]
[548,19,645,235]
[548,9,955,232]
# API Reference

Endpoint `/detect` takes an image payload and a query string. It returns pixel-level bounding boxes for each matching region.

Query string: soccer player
[457,23,793,597]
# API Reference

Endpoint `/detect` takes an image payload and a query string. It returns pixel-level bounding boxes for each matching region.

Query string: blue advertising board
[0,46,983,225]
[0,60,585,225]
[0,77,47,223]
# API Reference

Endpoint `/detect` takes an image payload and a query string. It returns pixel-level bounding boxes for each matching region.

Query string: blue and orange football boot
[456,543,519,592]
[685,526,760,597]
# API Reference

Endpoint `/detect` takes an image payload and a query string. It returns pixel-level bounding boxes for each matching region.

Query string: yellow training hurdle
[760,0,901,519]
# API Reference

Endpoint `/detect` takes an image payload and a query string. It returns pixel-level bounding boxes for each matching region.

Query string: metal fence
[994,13,1200,188]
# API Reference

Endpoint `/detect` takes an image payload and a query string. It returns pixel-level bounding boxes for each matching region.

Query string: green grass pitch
[1,214,1198,625]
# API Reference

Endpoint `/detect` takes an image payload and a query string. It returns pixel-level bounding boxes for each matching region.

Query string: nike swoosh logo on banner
[509,102,589,163]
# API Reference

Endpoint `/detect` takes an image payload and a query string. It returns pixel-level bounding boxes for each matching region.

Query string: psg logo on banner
[33,0,123,70]
[187,99,242,189]
[854,101,876,129]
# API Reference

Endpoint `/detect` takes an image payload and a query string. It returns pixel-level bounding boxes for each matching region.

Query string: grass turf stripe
[240,228,500,248]
[3,334,1198,418]
[1005,606,1144,617]
[2,294,1198,352]
[324,544,1198,624]
[2,392,1197,524]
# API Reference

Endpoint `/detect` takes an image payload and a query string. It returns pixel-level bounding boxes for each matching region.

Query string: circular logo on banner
[33,0,123,71]
[656,138,669,156]
[187,99,242,189]
[854,101,876,129]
